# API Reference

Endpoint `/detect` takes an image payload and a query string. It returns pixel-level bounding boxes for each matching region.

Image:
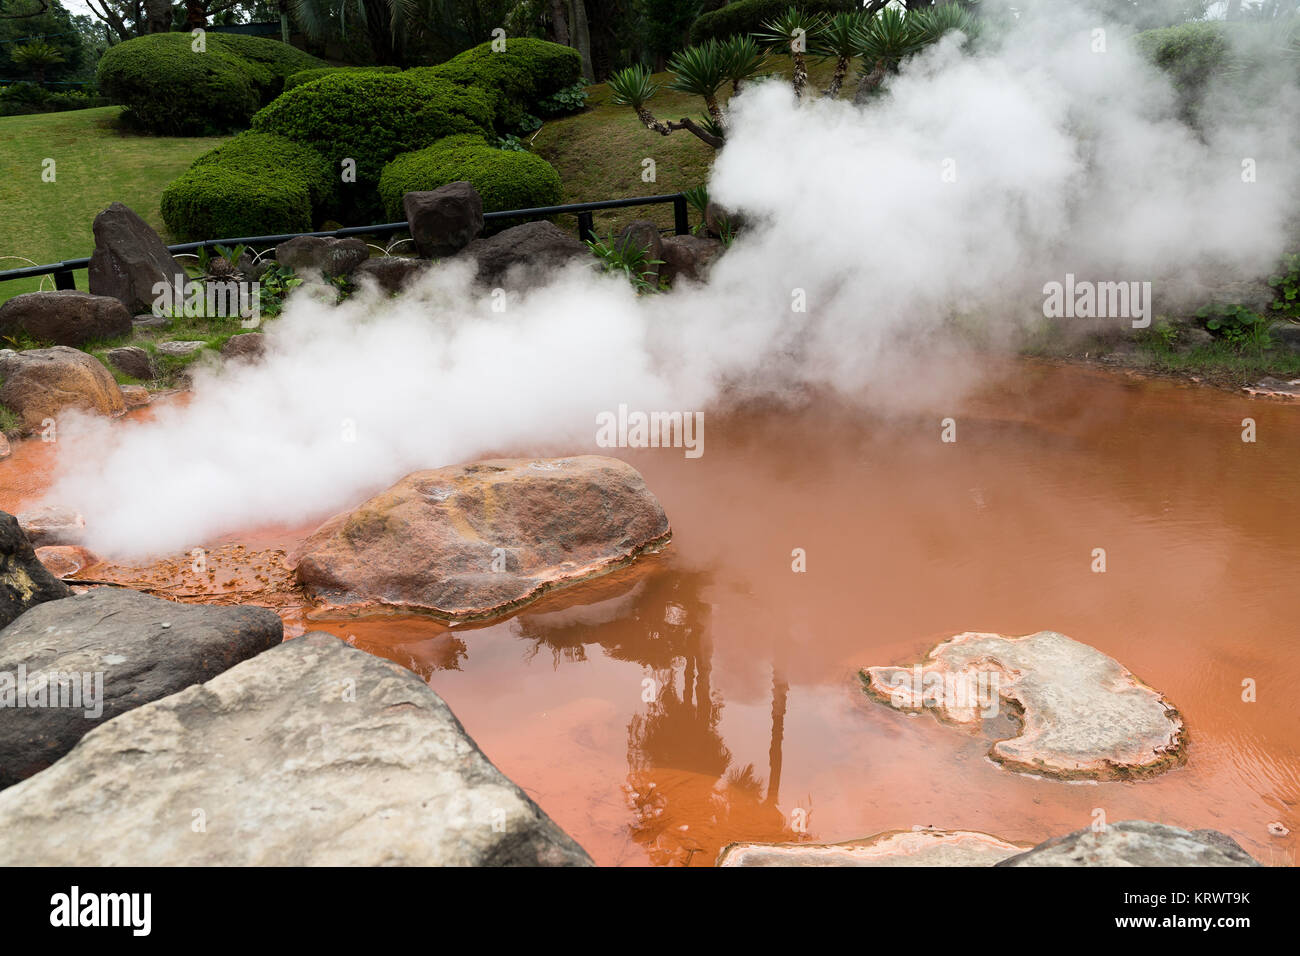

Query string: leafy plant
[255,262,302,317]
[1197,302,1274,354]
[496,133,527,152]
[667,40,731,125]
[1266,252,1300,319]
[536,81,588,116]
[586,232,665,294]
[683,184,710,235]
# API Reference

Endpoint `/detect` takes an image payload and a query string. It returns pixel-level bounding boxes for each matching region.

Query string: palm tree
[811,10,862,98]
[10,40,65,84]
[755,6,828,98]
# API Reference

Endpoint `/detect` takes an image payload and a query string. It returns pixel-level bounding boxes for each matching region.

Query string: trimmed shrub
[284,65,401,91]
[97,32,324,134]
[161,132,334,240]
[379,134,562,220]
[422,38,583,131]
[251,71,494,187]
[690,0,858,44]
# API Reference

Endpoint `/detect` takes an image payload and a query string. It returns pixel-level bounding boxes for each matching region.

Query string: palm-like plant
[719,34,769,94]
[755,6,829,98]
[609,65,665,125]
[811,11,865,98]
[11,40,65,85]
[909,2,979,49]
[667,40,731,126]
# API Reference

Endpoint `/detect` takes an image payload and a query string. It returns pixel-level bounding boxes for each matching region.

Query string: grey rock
[0,587,283,790]
[274,236,369,278]
[87,202,191,314]
[219,333,265,363]
[719,829,1031,867]
[353,256,431,294]
[105,345,155,380]
[154,340,206,358]
[0,291,131,348]
[0,631,594,865]
[404,182,484,258]
[0,510,71,631]
[1272,322,1300,352]
[704,200,745,239]
[997,821,1259,867]
[660,234,724,287]
[16,504,84,546]
[132,313,169,330]
[457,220,591,289]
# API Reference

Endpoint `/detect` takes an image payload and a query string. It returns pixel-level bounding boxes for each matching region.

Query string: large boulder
[457,220,591,288]
[16,504,84,546]
[659,234,724,287]
[862,630,1186,780]
[0,346,125,432]
[87,202,190,315]
[0,510,71,631]
[719,829,1032,867]
[292,456,671,621]
[0,291,132,348]
[0,631,594,865]
[353,256,431,294]
[997,821,1259,867]
[0,587,283,789]
[219,332,265,364]
[273,236,369,278]
[404,182,484,258]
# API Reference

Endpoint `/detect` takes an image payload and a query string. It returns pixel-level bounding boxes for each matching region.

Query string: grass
[0,106,227,306]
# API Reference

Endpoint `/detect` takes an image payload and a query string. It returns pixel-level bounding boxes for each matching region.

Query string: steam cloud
[46,4,1300,557]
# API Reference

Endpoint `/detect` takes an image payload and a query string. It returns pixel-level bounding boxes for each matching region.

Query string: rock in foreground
[457,220,591,288]
[0,587,282,789]
[293,456,671,621]
[719,829,1031,867]
[0,510,71,630]
[0,632,594,865]
[0,346,125,431]
[0,291,132,348]
[997,821,1259,867]
[862,630,1185,780]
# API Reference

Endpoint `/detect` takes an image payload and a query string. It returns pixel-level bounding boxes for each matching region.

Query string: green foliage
[1197,302,1274,353]
[718,34,769,85]
[1135,320,1180,352]
[1266,252,1300,319]
[1133,22,1232,115]
[690,0,856,44]
[0,83,106,117]
[378,134,562,220]
[97,33,325,135]
[161,132,334,240]
[668,40,730,99]
[283,65,401,90]
[609,65,660,109]
[586,231,665,294]
[754,7,830,52]
[0,1,83,83]
[536,81,589,116]
[853,6,925,73]
[255,262,302,317]
[424,38,583,132]
[252,71,494,188]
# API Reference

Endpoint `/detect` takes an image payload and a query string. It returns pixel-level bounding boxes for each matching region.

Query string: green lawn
[0,107,227,306]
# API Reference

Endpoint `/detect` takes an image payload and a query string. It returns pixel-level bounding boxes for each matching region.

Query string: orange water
[3,361,1297,866]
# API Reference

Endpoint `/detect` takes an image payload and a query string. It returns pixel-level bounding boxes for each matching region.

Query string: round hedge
[379,135,563,221]
[690,0,858,44]
[97,33,324,135]
[284,65,401,91]
[422,38,582,131]
[251,71,494,187]
[161,132,334,240]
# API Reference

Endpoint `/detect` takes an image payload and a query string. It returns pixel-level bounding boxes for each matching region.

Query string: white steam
[46,7,1300,557]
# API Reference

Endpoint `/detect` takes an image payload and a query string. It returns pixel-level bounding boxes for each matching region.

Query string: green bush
[97,33,324,134]
[1133,22,1231,114]
[379,134,562,220]
[251,71,494,187]
[690,0,858,44]
[422,38,583,131]
[283,65,401,91]
[161,132,334,240]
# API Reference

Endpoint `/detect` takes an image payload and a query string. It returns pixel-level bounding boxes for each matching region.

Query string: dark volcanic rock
[660,234,724,287]
[457,221,591,288]
[273,236,369,278]
[87,202,190,314]
[219,332,265,364]
[0,632,594,865]
[997,821,1260,867]
[615,219,664,283]
[105,345,155,380]
[0,291,132,348]
[0,510,71,630]
[0,587,283,789]
[404,181,484,258]
[353,256,431,294]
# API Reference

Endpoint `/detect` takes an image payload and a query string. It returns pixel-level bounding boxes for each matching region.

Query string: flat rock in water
[0,510,71,630]
[997,821,1259,867]
[17,504,85,546]
[0,587,283,789]
[1243,376,1300,398]
[34,545,99,578]
[718,829,1032,867]
[120,384,150,408]
[0,632,595,865]
[862,630,1185,780]
[292,456,671,621]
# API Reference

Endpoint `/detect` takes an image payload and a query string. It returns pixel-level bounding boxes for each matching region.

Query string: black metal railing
[0,193,691,292]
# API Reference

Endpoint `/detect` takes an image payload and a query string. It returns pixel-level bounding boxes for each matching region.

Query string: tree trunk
[279,0,290,43]
[144,0,171,34]
[549,0,569,46]
[184,0,205,30]
[568,0,594,83]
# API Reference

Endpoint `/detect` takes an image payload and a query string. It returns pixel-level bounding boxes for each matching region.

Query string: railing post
[673,195,690,236]
[53,268,75,291]
[576,211,595,243]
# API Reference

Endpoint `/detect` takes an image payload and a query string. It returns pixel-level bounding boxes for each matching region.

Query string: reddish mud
[2,360,1297,867]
